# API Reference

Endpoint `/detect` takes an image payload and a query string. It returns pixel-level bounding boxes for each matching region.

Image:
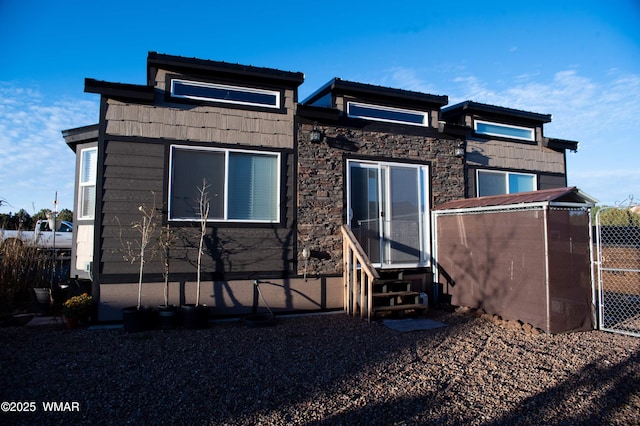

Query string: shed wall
[435,207,593,333]
[547,208,593,333]
[436,209,548,329]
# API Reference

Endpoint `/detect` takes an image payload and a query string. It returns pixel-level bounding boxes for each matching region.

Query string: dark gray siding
[99,140,165,278]
[539,173,567,190]
[98,139,296,282]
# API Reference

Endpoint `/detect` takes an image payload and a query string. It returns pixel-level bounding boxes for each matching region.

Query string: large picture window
[169,146,280,222]
[78,147,97,219]
[477,170,536,197]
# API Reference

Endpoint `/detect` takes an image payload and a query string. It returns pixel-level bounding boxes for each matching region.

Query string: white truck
[0,220,73,250]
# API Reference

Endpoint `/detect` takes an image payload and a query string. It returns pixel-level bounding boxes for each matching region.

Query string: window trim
[476,169,537,197]
[346,101,429,127]
[168,145,281,223]
[170,78,281,109]
[474,119,535,141]
[78,147,97,220]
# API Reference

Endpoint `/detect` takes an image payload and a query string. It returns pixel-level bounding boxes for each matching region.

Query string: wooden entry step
[371,279,427,317]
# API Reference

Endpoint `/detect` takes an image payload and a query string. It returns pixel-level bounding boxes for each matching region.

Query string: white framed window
[477,170,536,197]
[170,79,281,109]
[347,101,429,126]
[474,120,534,141]
[78,147,97,220]
[169,145,281,223]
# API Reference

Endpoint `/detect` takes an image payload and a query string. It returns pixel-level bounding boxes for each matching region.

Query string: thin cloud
[383,67,640,205]
[0,83,98,212]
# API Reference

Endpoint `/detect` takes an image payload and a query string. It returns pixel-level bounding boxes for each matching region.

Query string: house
[62,52,580,323]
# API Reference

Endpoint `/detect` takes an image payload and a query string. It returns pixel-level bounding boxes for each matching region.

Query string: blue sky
[1,0,639,214]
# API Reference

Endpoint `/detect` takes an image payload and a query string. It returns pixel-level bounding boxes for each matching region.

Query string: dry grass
[0,241,57,314]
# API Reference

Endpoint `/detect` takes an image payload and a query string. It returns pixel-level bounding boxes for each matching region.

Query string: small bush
[0,242,56,314]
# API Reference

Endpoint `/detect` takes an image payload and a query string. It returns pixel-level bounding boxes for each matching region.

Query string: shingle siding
[104,95,295,149]
[467,139,565,174]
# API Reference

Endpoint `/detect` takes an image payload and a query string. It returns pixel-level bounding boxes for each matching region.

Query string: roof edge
[84,78,155,102]
[62,123,99,152]
[302,77,448,107]
[434,187,598,211]
[147,51,305,87]
[442,100,552,123]
[545,137,579,152]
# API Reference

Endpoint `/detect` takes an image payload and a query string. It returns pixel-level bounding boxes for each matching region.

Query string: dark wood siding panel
[162,227,295,276]
[101,225,295,277]
[467,169,476,198]
[100,140,295,279]
[102,165,164,181]
[100,140,166,277]
[539,173,567,190]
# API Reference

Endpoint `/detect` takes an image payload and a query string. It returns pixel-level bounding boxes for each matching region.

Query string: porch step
[373,279,411,293]
[373,303,428,313]
[370,278,427,318]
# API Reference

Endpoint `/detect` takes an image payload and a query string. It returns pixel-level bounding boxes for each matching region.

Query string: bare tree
[115,193,159,310]
[158,224,176,307]
[196,180,210,307]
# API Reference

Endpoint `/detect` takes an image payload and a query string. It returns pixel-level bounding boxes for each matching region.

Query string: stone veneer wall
[297,122,465,276]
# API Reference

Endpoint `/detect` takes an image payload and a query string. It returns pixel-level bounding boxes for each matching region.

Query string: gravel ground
[1,308,639,426]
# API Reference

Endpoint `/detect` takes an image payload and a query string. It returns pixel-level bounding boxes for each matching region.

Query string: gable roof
[435,187,597,211]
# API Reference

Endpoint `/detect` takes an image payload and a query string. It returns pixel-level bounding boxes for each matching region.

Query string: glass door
[348,160,430,268]
[348,162,382,264]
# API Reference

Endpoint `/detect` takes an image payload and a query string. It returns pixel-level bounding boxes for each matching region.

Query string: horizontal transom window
[474,120,534,141]
[347,102,428,126]
[170,79,281,109]
[169,146,280,223]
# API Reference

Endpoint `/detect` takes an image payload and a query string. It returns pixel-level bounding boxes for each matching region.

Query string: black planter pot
[33,288,51,315]
[158,305,179,330]
[122,306,155,332]
[181,304,209,329]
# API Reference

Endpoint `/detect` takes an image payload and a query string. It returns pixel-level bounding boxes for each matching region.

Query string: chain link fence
[595,205,640,337]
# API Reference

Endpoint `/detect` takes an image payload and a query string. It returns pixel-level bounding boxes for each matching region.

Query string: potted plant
[117,195,159,332]
[182,181,210,329]
[62,293,92,329]
[157,224,178,329]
